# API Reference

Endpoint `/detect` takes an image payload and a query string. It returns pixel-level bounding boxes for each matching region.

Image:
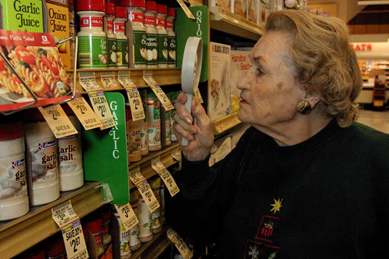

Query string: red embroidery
[255,215,279,242]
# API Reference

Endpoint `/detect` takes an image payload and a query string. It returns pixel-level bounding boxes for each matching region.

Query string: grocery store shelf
[132,228,170,259]
[213,112,241,135]
[210,7,263,41]
[67,68,181,94]
[0,181,105,259]
[129,142,181,189]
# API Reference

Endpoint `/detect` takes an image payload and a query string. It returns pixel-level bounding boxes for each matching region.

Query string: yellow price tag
[67,97,102,130]
[114,203,139,231]
[88,90,115,130]
[126,87,145,121]
[150,85,174,111]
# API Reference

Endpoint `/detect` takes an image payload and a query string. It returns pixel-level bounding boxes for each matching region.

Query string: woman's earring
[297,100,311,114]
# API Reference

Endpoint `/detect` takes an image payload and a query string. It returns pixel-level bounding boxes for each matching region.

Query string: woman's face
[237,31,306,129]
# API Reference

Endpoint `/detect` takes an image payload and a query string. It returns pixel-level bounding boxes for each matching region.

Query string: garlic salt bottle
[166,7,176,68]
[58,116,84,192]
[114,6,129,68]
[0,122,29,221]
[106,2,118,68]
[121,0,147,68]
[145,1,158,68]
[25,121,60,206]
[156,4,168,68]
[77,0,108,69]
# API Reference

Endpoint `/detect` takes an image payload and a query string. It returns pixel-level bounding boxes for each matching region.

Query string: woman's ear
[304,93,321,109]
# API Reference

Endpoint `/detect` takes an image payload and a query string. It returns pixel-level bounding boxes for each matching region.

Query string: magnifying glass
[181,37,203,147]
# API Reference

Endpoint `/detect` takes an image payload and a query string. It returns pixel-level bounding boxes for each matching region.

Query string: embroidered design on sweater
[255,215,278,241]
[244,240,279,259]
[270,198,283,214]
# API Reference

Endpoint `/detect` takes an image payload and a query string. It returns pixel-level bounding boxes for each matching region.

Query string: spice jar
[114,6,129,68]
[77,0,108,68]
[0,122,29,221]
[129,190,141,251]
[150,177,162,234]
[105,2,117,68]
[120,0,147,68]
[146,90,161,151]
[140,89,149,156]
[25,121,60,206]
[45,234,66,259]
[138,194,153,242]
[84,217,105,257]
[145,1,158,68]
[166,7,176,68]
[113,211,132,259]
[58,116,84,192]
[156,4,168,68]
[125,104,142,162]
[161,108,171,147]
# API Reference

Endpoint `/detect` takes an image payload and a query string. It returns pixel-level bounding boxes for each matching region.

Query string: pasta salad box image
[230,50,252,113]
[0,30,72,113]
[211,0,233,13]
[208,42,231,121]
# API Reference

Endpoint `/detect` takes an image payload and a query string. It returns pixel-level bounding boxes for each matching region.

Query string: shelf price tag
[151,157,180,197]
[88,90,115,130]
[142,70,157,85]
[79,72,102,92]
[118,71,135,88]
[38,104,78,138]
[194,88,203,104]
[52,200,89,259]
[129,167,160,213]
[126,87,145,121]
[150,85,174,111]
[176,0,195,19]
[114,203,139,231]
[67,97,102,130]
[100,71,119,89]
[167,228,193,259]
[171,147,182,162]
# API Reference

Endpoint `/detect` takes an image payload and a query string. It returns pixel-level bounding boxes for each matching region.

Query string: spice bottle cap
[157,4,167,14]
[116,6,128,18]
[106,2,115,15]
[0,122,23,140]
[77,0,106,12]
[119,0,146,8]
[168,7,176,17]
[69,0,74,5]
[85,217,103,234]
[45,235,65,257]
[146,1,157,12]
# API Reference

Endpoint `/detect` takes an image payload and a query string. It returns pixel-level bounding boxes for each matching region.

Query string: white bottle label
[29,139,58,186]
[58,135,82,175]
[0,154,27,202]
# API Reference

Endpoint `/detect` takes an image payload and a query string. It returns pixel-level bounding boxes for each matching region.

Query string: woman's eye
[256,68,264,75]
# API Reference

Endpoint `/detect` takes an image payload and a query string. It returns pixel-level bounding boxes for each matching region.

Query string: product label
[144,15,155,25]
[168,36,176,65]
[38,105,78,139]
[88,90,116,130]
[146,33,158,66]
[150,85,174,111]
[116,39,129,67]
[78,36,107,68]
[107,20,113,31]
[133,30,147,65]
[129,224,140,247]
[140,89,149,152]
[100,71,119,89]
[1,0,44,32]
[158,34,168,65]
[114,22,126,33]
[58,135,82,175]
[151,157,180,197]
[107,37,117,68]
[126,87,145,121]
[114,204,139,231]
[67,97,103,130]
[166,20,173,29]
[128,12,144,23]
[127,119,141,158]
[115,215,131,257]
[165,110,171,142]
[0,154,27,202]
[156,17,166,27]
[147,98,161,147]
[47,1,70,69]
[80,17,103,28]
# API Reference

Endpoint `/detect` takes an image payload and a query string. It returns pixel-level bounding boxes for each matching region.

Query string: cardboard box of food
[234,0,247,19]
[208,42,231,121]
[211,0,233,13]
[230,50,252,113]
[247,0,259,24]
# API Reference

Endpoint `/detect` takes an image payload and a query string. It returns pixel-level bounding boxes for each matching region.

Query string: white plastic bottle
[145,1,158,68]
[166,7,176,68]
[0,122,29,221]
[58,116,84,192]
[156,4,168,68]
[77,0,108,68]
[25,121,60,206]
[114,6,129,68]
[105,2,118,68]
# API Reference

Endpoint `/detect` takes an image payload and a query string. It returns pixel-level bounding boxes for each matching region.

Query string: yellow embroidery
[270,198,283,214]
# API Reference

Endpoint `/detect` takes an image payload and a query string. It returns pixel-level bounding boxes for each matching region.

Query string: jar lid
[168,7,175,17]
[157,4,167,14]
[77,0,106,12]
[85,217,103,234]
[146,1,157,12]
[116,6,127,18]
[119,0,146,8]
[106,2,115,15]
[0,122,23,140]
[45,235,65,257]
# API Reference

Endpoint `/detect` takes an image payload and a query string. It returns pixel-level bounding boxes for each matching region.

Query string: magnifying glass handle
[182,93,193,147]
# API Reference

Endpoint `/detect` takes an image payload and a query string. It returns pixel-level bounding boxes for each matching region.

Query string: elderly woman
[169,10,389,258]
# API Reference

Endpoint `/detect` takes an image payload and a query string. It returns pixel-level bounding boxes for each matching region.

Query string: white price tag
[176,0,195,19]
[100,71,119,89]
[79,72,102,92]
[150,85,174,111]
[38,105,78,139]
[118,71,135,88]
[88,90,115,130]
[114,203,139,231]
[126,87,145,121]
[67,97,102,130]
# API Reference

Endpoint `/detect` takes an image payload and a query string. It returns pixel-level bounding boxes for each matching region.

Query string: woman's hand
[173,92,214,161]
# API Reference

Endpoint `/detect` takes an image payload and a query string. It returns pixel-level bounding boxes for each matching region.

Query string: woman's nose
[236,69,253,91]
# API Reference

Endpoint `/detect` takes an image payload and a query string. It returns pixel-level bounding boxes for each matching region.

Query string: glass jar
[156,4,167,68]
[166,7,176,68]
[114,6,129,68]
[105,2,117,68]
[145,1,158,68]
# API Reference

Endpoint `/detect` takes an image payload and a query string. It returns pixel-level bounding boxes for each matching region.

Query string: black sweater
[166,120,389,258]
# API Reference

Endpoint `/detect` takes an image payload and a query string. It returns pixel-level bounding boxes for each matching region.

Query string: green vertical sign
[175,5,209,82]
[83,92,129,205]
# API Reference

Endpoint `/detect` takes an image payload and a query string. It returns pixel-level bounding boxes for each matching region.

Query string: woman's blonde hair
[266,10,362,128]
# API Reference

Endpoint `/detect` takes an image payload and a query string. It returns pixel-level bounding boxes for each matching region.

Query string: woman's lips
[240,96,249,105]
